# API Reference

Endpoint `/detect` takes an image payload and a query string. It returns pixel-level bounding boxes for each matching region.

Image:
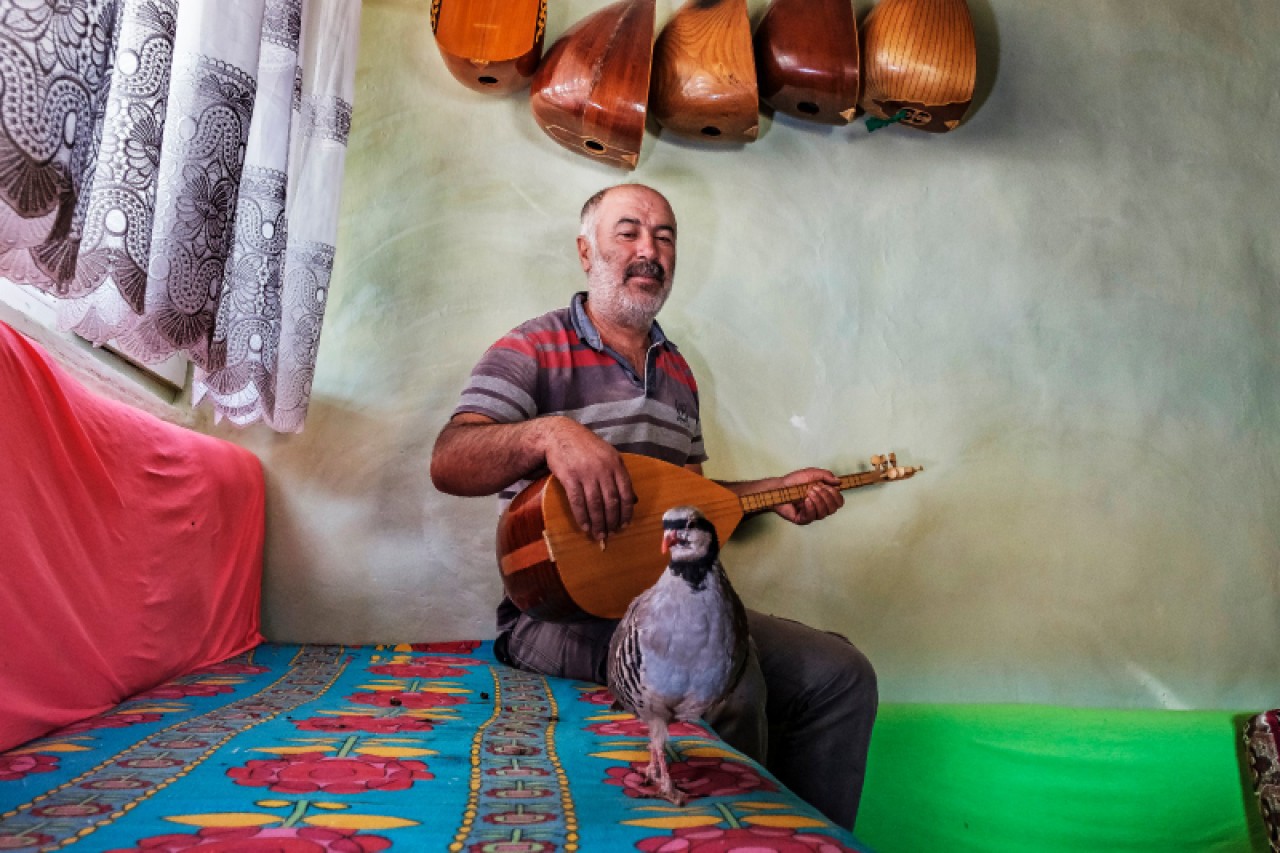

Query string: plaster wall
[212,0,1280,710]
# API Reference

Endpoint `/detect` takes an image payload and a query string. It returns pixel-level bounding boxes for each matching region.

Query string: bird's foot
[632,779,688,807]
[637,757,688,807]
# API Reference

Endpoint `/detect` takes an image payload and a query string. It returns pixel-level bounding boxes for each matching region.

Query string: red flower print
[133,683,233,701]
[587,719,708,738]
[293,715,435,734]
[348,691,466,709]
[607,758,776,800]
[0,753,58,781]
[104,825,392,852]
[227,752,432,794]
[409,641,480,654]
[580,688,617,706]
[368,662,466,678]
[60,712,164,734]
[636,825,858,852]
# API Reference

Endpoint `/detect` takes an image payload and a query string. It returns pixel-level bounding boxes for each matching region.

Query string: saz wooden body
[499,455,742,622]
[650,0,759,143]
[530,0,656,169]
[432,0,547,94]
[497,452,922,622]
[860,0,976,132]
[754,0,861,125]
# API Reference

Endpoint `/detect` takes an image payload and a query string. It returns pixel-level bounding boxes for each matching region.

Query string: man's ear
[577,235,592,273]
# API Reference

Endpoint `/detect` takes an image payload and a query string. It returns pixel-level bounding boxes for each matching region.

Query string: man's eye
[657,235,673,244]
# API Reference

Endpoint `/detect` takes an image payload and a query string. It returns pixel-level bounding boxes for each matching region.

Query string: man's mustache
[625,260,666,283]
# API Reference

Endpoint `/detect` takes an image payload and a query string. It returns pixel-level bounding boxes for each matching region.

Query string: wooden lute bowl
[432,0,547,94]
[859,0,976,132]
[529,0,657,170]
[650,0,759,144]
[754,0,861,125]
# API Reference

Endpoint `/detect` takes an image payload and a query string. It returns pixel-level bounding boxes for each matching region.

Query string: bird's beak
[661,530,678,554]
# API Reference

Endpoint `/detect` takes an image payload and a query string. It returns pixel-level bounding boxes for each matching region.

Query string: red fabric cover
[0,322,265,752]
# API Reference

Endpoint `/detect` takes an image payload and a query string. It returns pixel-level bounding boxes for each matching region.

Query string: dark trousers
[499,608,878,829]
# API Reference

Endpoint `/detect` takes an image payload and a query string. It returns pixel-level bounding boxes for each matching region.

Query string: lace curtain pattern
[0,0,360,431]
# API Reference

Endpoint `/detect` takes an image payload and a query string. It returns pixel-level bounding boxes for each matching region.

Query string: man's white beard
[586,255,673,330]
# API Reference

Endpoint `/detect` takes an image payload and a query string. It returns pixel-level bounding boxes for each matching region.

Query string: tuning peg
[889,452,898,466]
[870,454,887,467]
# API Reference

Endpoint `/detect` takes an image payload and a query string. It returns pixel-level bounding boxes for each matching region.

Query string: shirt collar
[569,291,670,352]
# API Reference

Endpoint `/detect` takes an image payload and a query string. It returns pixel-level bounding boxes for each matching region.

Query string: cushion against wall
[857,703,1259,852]
[0,322,265,752]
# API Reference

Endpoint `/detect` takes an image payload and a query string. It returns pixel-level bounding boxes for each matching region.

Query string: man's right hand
[544,418,637,542]
[431,413,637,543]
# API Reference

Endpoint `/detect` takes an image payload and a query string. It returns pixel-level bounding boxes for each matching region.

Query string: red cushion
[0,322,265,751]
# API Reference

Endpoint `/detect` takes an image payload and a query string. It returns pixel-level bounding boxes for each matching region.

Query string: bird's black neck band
[669,555,715,589]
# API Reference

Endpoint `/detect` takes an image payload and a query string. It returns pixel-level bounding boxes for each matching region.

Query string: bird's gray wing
[607,592,653,715]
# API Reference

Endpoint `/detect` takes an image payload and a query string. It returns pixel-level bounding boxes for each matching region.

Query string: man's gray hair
[578,183,673,251]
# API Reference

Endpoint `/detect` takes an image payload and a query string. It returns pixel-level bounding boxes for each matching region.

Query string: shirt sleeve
[453,330,539,424]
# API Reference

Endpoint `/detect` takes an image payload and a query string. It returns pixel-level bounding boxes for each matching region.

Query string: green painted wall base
[857,704,1266,852]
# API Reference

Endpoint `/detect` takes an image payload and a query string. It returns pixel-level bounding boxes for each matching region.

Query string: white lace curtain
[0,0,361,431]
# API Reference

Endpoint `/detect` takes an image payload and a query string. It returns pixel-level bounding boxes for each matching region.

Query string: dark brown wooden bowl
[529,0,657,169]
[754,0,861,125]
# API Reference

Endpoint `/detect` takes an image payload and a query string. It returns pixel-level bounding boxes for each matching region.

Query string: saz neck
[738,470,889,514]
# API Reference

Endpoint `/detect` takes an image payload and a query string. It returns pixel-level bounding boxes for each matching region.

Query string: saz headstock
[870,452,923,481]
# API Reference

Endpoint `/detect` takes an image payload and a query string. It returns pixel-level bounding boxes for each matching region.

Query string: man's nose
[633,230,656,259]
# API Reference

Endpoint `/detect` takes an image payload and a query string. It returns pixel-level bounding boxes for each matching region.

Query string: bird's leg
[640,719,686,806]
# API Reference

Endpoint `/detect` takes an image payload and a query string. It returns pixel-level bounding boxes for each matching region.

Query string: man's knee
[818,632,879,715]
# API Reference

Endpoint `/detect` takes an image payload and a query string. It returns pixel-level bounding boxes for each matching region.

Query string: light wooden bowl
[650,0,759,144]
[859,0,976,133]
[432,0,547,94]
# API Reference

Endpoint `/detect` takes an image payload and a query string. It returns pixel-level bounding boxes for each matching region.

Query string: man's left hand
[774,468,844,526]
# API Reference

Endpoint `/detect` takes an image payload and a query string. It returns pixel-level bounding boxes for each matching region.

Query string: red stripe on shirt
[656,350,699,392]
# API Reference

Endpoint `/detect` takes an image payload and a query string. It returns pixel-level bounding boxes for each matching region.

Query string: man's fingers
[807,484,841,519]
[581,481,608,541]
[564,480,592,536]
[615,470,637,529]
[601,485,624,537]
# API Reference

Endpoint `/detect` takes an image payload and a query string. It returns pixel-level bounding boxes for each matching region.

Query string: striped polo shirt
[454,292,707,509]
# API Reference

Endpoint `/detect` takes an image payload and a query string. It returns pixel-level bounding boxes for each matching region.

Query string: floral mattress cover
[0,642,869,852]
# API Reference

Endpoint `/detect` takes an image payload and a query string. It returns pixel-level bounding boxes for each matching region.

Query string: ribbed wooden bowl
[650,0,759,144]
[432,0,547,94]
[859,0,976,133]
[529,0,656,170]
[754,0,860,125]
